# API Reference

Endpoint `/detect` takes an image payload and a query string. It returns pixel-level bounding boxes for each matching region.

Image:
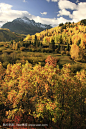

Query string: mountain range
[1,16,52,35]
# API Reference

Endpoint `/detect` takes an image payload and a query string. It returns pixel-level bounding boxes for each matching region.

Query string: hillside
[1,16,52,35]
[24,20,86,49]
[0,28,26,41]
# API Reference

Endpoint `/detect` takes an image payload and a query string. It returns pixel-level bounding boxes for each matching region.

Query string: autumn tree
[70,44,79,60]
[15,42,20,50]
[0,59,86,128]
[59,23,64,27]
[12,40,16,50]
[45,55,57,67]
[55,34,61,44]
[23,34,31,41]
[61,24,66,32]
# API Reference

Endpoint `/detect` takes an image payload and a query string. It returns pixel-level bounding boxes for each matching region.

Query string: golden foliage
[70,44,79,60]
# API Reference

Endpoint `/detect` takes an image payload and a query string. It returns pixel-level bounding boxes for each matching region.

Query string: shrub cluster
[0,56,86,129]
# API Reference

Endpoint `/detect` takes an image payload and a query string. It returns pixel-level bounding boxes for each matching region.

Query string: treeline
[24,20,86,50]
[1,34,85,70]
[8,36,71,56]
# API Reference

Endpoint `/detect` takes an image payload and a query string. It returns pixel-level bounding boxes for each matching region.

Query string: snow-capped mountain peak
[1,16,52,35]
[13,17,50,28]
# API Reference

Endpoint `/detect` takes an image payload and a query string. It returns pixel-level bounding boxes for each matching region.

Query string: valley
[0,19,86,129]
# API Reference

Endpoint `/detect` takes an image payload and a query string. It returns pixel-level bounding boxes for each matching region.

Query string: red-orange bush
[45,55,57,67]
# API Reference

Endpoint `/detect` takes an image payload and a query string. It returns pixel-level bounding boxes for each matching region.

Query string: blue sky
[0,0,86,27]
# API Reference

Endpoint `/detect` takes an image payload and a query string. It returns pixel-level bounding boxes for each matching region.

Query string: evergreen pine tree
[33,35,37,46]
[67,43,70,51]
[49,39,55,51]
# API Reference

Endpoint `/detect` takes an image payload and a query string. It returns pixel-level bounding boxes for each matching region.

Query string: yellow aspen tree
[80,39,85,49]
[31,35,35,43]
[46,36,50,43]
[66,37,70,44]
[37,36,40,40]
[45,36,48,43]
[55,36,57,44]
[62,36,66,44]
[43,37,46,44]
[15,43,18,50]
[70,44,79,60]
[12,41,16,50]
[74,36,79,45]
[23,34,31,41]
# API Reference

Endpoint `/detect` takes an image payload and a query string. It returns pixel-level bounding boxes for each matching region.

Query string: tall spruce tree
[33,35,37,46]
[49,39,55,51]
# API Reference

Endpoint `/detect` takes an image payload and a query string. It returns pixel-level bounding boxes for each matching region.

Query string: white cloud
[46,0,50,2]
[76,0,79,3]
[57,1,86,23]
[57,9,72,18]
[57,17,69,24]
[78,2,86,9]
[32,15,70,27]
[31,1,86,26]
[0,3,62,27]
[40,12,47,15]
[1,2,86,28]
[51,0,58,2]
[72,2,86,22]
[0,2,64,27]
[58,0,77,10]
[0,3,31,22]
[0,3,12,11]
[23,0,25,2]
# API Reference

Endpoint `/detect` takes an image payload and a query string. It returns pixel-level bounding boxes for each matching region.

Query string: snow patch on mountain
[14,16,51,28]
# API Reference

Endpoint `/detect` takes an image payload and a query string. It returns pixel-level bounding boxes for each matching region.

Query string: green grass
[10,51,86,67]
[58,55,74,64]
[0,45,86,70]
